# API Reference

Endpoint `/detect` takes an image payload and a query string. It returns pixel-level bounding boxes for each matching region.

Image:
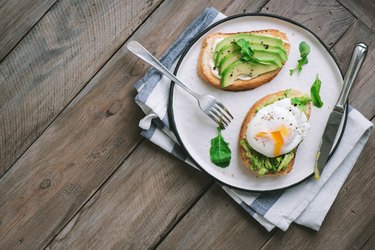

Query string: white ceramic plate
[169,14,347,191]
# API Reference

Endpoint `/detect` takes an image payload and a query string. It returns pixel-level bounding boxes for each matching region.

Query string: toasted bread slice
[197,29,290,91]
[239,89,311,176]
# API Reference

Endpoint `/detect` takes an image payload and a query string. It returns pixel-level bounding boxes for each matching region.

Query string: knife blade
[315,42,368,178]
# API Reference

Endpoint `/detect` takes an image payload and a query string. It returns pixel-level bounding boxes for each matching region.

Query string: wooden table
[1,0,374,249]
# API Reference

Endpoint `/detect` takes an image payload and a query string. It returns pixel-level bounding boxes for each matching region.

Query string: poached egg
[246,98,310,158]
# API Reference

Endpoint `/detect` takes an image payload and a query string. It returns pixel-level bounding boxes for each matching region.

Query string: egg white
[246,98,310,157]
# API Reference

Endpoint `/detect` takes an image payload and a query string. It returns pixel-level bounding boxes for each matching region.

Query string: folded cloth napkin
[134,8,373,231]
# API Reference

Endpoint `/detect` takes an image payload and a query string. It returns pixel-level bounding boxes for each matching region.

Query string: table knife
[315,42,368,178]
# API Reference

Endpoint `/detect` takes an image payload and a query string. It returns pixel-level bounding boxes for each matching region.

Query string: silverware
[127,41,233,129]
[315,42,368,178]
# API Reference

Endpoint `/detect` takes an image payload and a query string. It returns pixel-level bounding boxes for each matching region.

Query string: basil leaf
[290,41,310,75]
[299,41,310,58]
[210,127,231,168]
[310,74,323,108]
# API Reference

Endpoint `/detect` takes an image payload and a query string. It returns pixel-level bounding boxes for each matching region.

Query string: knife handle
[336,43,368,110]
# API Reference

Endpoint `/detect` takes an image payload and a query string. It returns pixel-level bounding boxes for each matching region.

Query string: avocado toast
[239,89,312,176]
[197,29,290,91]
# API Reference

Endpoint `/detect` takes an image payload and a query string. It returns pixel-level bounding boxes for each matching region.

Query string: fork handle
[127,41,198,98]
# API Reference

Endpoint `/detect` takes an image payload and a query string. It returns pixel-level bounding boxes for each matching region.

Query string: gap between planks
[0,0,58,64]
[0,0,166,181]
[44,138,145,246]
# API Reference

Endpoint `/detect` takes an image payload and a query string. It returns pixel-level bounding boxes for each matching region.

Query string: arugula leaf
[299,41,310,57]
[210,127,231,168]
[310,74,323,108]
[235,38,257,63]
[234,38,271,65]
[290,41,310,75]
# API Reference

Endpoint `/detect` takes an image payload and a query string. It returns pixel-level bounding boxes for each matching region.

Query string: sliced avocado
[218,51,241,74]
[215,44,239,67]
[221,61,279,87]
[219,51,282,74]
[215,43,286,69]
[251,43,288,61]
[214,34,284,60]
[214,41,287,65]
[253,50,283,67]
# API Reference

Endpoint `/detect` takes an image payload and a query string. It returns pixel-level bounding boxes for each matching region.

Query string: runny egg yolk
[256,125,289,157]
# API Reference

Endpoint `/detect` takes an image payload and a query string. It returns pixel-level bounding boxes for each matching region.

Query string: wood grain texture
[0,0,57,62]
[331,20,375,119]
[260,119,375,250]
[0,0,162,177]
[157,184,271,249]
[0,0,238,248]
[222,0,269,15]
[42,0,274,248]
[261,0,356,47]
[47,142,211,249]
[338,0,375,32]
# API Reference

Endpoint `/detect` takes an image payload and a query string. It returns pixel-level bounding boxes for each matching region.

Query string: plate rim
[168,13,348,192]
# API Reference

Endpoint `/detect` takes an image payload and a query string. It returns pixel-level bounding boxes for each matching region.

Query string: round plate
[169,14,347,192]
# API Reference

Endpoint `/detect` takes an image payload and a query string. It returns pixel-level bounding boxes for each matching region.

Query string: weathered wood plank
[157,184,270,249]
[331,20,375,119]
[0,0,57,62]
[337,0,375,32]
[47,141,211,249]
[0,0,243,248]
[261,0,356,47]
[38,0,273,248]
[0,0,163,177]
[260,119,375,250]
[222,0,268,15]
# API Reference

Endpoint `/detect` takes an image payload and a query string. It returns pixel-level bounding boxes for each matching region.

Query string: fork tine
[211,106,231,124]
[214,102,234,119]
[209,110,229,127]
[213,104,232,123]
[208,112,227,129]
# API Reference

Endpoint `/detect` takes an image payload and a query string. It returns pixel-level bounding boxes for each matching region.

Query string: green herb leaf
[310,74,323,108]
[291,95,312,106]
[299,41,310,58]
[234,38,271,65]
[210,127,231,168]
[291,95,312,113]
[290,41,310,75]
[234,38,258,63]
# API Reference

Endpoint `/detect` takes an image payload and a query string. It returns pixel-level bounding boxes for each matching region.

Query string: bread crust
[197,29,290,91]
[239,90,311,176]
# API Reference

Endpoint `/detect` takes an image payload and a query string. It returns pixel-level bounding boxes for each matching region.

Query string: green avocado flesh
[215,43,287,67]
[221,61,279,87]
[239,90,308,176]
[214,33,283,58]
[240,139,295,177]
[213,33,287,87]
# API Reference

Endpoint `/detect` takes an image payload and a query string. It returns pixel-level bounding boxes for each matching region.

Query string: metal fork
[127,41,233,129]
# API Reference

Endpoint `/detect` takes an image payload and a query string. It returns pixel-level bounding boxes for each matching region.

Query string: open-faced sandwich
[198,29,290,90]
[239,89,312,176]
